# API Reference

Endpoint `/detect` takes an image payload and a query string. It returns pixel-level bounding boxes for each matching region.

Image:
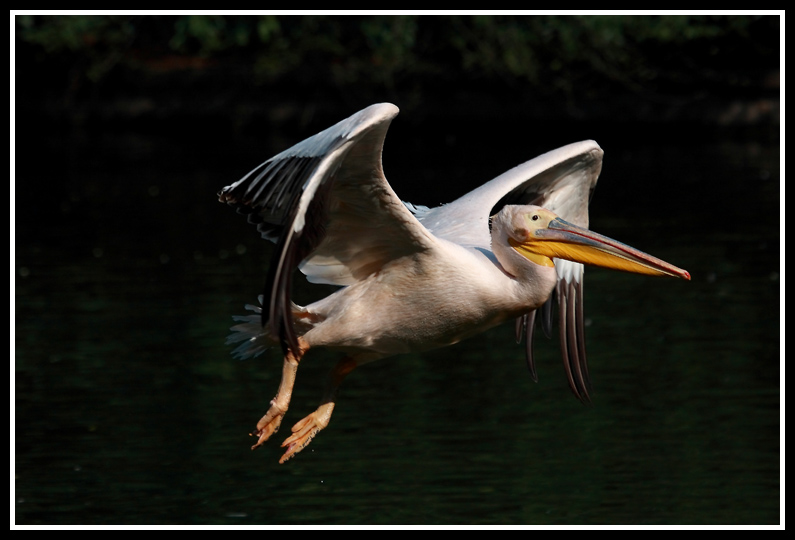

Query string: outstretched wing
[218,103,437,353]
[416,140,604,403]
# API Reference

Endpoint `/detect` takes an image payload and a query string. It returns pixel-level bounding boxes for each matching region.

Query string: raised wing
[417,140,602,245]
[417,141,604,403]
[218,103,437,353]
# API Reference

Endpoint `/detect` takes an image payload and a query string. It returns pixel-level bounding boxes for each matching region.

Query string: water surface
[14,119,780,525]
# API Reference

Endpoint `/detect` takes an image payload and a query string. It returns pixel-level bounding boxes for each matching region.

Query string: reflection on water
[14,122,779,525]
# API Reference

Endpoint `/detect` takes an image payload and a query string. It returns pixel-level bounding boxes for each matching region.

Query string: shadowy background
[14,14,780,526]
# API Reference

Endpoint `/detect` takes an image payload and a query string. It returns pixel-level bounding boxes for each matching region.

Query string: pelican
[219,103,690,463]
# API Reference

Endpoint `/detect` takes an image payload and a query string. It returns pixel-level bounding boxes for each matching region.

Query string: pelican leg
[250,337,309,450]
[278,357,357,463]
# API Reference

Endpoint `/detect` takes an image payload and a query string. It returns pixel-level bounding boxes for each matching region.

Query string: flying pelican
[219,103,690,464]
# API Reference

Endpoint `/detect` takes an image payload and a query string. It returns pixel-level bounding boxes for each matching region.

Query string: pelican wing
[417,141,604,403]
[218,103,437,353]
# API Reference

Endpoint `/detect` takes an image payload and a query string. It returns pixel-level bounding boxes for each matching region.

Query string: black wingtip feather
[558,278,591,404]
[541,295,554,339]
[524,311,538,383]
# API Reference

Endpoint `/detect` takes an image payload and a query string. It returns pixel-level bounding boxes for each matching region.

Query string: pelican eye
[531,215,539,221]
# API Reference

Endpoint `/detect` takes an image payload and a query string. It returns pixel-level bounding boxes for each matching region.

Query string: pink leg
[278,357,357,463]
[250,337,309,450]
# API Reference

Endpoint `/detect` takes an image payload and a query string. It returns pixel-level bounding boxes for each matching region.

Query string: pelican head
[493,205,691,280]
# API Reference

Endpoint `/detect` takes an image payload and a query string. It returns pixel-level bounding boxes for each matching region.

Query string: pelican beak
[511,217,691,280]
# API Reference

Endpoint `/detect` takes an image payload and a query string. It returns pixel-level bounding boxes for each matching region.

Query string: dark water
[14,117,780,525]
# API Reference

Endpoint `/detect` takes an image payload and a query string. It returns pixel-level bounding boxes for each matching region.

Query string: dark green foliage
[15,15,777,92]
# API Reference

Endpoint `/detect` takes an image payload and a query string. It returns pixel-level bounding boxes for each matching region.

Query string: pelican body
[219,103,690,463]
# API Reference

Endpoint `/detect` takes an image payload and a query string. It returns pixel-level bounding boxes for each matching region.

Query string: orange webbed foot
[278,409,330,463]
[250,401,286,450]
